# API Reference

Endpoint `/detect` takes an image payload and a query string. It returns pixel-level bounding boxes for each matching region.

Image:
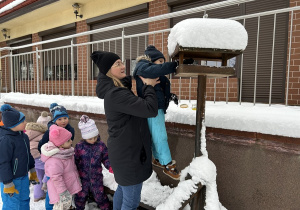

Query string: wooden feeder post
[171,45,241,157]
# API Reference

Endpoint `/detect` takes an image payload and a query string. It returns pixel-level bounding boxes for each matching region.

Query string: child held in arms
[133,45,180,180]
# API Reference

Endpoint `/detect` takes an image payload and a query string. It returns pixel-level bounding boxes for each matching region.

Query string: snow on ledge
[168,18,248,56]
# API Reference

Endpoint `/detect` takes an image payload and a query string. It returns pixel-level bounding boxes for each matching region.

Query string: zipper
[22,132,29,172]
[13,158,18,175]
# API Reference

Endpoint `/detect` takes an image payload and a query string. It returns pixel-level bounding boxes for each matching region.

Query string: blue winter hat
[0,104,25,129]
[144,45,165,62]
[49,103,69,123]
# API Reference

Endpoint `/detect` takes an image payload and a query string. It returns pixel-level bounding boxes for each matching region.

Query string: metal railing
[0,0,299,106]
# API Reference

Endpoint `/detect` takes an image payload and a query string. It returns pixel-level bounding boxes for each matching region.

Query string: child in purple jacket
[74,115,113,210]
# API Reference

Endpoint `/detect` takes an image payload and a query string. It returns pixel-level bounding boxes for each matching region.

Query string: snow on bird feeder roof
[168,18,248,56]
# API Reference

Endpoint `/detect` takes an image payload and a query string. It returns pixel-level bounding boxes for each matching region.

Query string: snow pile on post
[168,18,248,56]
[141,156,226,210]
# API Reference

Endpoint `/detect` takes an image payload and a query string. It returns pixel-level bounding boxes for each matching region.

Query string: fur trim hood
[25,122,47,133]
[136,55,151,63]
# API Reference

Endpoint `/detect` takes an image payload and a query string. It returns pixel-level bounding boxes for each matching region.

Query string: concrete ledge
[7,102,300,146]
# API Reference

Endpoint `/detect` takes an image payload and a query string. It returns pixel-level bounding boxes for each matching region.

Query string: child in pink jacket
[41,124,82,209]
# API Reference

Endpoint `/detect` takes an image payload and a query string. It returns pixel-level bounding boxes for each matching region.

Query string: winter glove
[29,170,40,185]
[183,58,194,65]
[59,190,72,204]
[41,182,47,192]
[170,93,179,105]
[109,167,114,174]
[3,182,19,197]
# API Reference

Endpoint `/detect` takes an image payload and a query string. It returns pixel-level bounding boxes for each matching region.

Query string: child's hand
[29,171,40,185]
[170,93,179,105]
[41,182,47,192]
[139,76,160,87]
[59,190,72,203]
[3,182,19,197]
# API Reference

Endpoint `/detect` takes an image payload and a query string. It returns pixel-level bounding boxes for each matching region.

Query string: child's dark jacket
[0,126,35,184]
[133,55,177,113]
[74,136,111,182]
[38,121,75,153]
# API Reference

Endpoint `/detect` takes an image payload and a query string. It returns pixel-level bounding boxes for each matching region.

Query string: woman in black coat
[91,51,159,210]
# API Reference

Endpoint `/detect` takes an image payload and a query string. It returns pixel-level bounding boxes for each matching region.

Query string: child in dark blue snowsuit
[0,104,39,210]
[74,115,113,210]
[133,45,180,180]
[38,103,75,210]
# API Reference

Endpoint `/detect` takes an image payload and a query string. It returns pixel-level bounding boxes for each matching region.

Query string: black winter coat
[0,127,35,184]
[38,121,75,153]
[96,73,158,186]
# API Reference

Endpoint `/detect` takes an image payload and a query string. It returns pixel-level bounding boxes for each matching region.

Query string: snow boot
[163,160,180,180]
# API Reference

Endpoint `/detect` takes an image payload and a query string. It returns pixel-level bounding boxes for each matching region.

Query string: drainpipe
[71,39,75,96]
[10,51,14,92]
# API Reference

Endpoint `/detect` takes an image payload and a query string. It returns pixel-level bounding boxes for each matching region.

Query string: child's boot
[152,159,164,168]
[163,160,180,180]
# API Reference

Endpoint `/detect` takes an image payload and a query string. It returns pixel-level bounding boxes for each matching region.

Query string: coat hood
[136,55,151,63]
[26,122,47,133]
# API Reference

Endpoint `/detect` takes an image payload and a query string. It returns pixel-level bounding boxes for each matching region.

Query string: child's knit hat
[49,124,72,147]
[0,104,25,129]
[49,103,69,123]
[78,115,99,139]
[144,45,165,62]
[37,111,51,126]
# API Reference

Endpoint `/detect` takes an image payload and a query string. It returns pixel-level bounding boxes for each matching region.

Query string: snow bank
[1,93,300,138]
[168,18,248,56]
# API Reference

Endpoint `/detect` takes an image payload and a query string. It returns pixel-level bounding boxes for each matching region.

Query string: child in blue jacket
[0,104,39,210]
[38,102,75,210]
[133,45,180,180]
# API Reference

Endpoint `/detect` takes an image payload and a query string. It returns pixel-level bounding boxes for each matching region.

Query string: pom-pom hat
[0,104,25,129]
[49,103,69,123]
[78,115,99,139]
[49,124,72,147]
[144,45,165,62]
[91,51,120,75]
[37,111,51,126]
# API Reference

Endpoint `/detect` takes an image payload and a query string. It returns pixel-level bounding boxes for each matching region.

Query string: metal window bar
[54,50,57,94]
[269,13,277,106]
[51,50,54,94]
[239,19,245,105]
[86,44,89,96]
[59,49,61,94]
[226,76,229,104]
[36,47,40,94]
[214,78,216,103]
[286,10,294,106]
[253,16,260,106]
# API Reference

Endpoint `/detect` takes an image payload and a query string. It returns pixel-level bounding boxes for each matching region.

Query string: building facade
[0,0,299,105]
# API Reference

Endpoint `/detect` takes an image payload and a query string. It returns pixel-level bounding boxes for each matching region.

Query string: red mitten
[109,167,113,174]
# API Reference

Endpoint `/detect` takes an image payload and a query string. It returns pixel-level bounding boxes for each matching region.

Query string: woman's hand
[139,76,160,87]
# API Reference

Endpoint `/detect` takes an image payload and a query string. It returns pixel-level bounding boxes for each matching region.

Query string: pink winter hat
[49,124,72,147]
[78,115,99,139]
[37,111,51,126]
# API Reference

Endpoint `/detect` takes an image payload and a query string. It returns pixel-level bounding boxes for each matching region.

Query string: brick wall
[287,0,300,105]
[76,20,91,96]
[148,0,238,102]
[0,41,10,92]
